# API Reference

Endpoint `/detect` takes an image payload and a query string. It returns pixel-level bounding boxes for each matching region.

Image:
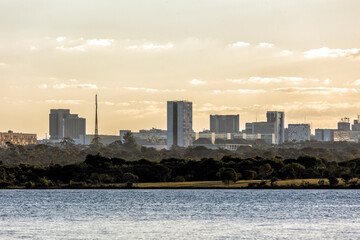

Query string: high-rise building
[167,101,193,149]
[266,111,285,144]
[210,115,239,133]
[49,109,86,141]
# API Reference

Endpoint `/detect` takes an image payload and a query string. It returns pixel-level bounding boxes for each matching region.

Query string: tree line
[0,154,359,188]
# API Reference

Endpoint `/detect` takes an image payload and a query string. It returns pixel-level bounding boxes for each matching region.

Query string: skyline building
[49,109,86,141]
[267,111,285,144]
[210,114,239,133]
[167,101,193,149]
[287,124,311,142]
[0,130,37,147]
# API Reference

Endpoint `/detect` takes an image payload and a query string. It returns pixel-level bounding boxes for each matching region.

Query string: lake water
[0,190,359,239]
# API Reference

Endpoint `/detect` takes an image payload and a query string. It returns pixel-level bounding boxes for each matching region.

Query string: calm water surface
[0,190,359,239]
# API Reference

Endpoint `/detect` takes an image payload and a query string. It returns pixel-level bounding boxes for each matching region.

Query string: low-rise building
[286,124,311,142]
[315,129,335,141]
[0,130,37,147]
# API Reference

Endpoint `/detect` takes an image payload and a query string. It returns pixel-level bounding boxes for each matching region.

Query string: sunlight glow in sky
[0,0,360,138]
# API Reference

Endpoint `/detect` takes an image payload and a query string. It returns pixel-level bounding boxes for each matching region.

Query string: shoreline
[2,178,359,190]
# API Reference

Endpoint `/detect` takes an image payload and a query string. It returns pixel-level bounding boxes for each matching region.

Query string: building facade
[266,111,285,144]
[0,130,37,147]
[167,101,193,149]
[287,124,311,142]
[315,129,335,141]
[338,118,350,131]
[210,114,239,133]
[49,109,86,141]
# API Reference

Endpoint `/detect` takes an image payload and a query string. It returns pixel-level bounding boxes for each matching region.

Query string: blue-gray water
[0,190,359,239]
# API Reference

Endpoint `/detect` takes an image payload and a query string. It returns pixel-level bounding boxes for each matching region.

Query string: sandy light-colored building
[0,130,37,147]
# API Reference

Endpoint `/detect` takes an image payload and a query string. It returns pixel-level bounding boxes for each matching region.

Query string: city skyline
[1,1,360,137]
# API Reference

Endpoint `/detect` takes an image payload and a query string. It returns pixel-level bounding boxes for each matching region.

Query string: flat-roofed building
[287,124,311,142]
[210,115,239,133]
[315,129,335,141]
[49,109,86,141]
[0,130,37,147]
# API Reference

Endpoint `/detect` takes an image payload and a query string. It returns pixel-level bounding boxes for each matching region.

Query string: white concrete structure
[167,101,193,149]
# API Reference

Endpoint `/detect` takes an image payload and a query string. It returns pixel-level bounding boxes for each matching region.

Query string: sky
[1,0,360,138]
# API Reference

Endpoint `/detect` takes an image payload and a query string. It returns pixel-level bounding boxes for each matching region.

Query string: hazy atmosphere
[1,0,360,138]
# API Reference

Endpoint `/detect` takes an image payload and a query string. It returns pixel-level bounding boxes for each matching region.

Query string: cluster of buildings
[2,100,360,149]
[315,117,360,142]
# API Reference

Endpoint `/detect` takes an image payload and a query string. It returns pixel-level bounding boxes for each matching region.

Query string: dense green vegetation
[0,154,359,188]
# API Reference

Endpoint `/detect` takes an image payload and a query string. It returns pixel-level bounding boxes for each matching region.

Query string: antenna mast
[93,94,99,144]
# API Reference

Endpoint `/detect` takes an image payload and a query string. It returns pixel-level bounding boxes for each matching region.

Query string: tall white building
[167,101,193,149]
[266,111,285,144]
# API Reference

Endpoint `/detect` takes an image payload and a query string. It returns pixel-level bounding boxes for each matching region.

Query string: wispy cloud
[274,87,357,95]
[55,37,114,52]
[259,42,274,48]
[45,99,84,105]
[213,89,265,94]
[86,39,114,46]
[353,80,360,86]
[56,36,66,42]
[228,76,319,85]
[0,62,7,67]
[231,41,250,47]
[53,83,98,89]
[127,42,174,50]
[281,50,293,55]
[304,47,360,59]
[190,79,205,85]
[123,87,185,93]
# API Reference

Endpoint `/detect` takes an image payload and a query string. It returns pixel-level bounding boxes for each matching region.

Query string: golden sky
[1,0,360,138]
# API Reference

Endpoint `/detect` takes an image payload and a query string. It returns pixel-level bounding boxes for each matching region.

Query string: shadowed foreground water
[0,190,359,239]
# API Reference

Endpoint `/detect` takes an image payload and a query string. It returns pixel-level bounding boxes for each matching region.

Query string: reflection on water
[0,190,359,239]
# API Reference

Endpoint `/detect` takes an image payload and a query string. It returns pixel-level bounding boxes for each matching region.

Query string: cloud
[227,79,244,83]
[197,103,243,113]
[53,83,98,89]
[191,79,205,85]
[213,89,265,94]
[55,37,114,52]
[56,37,66,42]
[45,99,84,105]
[127,42,174,50]
[274,87,357,95]
[100,101,115,106]
[353,80,360,86]
[228,76,319,85]
[304,47,360,59]
[231,41,250,47]
[259,42,274,48]
[86,39,114,46]
[281,50,293,55]
[0,62,7,67]
[38,84,48,89]
[248,77,282,84]
[56,45,86,52]
[123,87,185,93]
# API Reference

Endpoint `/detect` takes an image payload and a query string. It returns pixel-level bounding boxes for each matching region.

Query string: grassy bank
[3,178,359,189]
